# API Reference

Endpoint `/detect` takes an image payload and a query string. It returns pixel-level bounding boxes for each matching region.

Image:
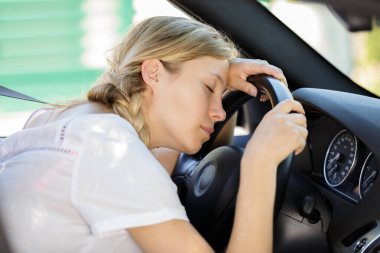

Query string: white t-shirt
[0,113,188,253]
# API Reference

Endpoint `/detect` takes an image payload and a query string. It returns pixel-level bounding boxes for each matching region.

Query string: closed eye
[204,84,214,93]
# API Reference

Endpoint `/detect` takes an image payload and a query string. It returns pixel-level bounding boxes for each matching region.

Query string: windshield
[262,0,380,96]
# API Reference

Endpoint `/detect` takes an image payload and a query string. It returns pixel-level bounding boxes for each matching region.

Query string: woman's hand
[231,99,306,253]
[227,58,287,97]
[243,99,308,168]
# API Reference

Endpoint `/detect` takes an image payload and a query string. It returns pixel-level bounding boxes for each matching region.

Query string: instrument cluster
[323,130,379,201]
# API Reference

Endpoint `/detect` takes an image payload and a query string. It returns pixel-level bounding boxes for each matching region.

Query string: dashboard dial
[359,153,379,199]
[324,130,358,187]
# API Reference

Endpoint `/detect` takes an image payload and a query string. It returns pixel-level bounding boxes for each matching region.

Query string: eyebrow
[210,72,227,93]
[210,73,224,84]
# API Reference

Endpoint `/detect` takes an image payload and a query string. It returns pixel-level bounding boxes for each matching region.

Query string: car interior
[1,0,380,252]
[168,0,380,253]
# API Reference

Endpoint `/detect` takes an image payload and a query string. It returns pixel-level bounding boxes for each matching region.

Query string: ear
[141,59,163,89]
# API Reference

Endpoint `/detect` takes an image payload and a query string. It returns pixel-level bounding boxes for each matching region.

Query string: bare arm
[227,99,307,253]
[227,158,277,253]
[129,220,214,253]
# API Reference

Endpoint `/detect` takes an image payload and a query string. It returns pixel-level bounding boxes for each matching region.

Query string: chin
[182,141,203,155]
[185,148,201,155]
[173,135,205,155]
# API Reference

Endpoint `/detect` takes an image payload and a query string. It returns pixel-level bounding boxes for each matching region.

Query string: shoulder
[23,108,54,129]
[70,113,138,138]
[61,113,142,150]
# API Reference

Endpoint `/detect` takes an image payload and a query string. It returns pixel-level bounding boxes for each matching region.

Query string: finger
[286,113,307,128]
[273,99,305,115]
[294,126,308,155]
[258,64,286,84]
[294,125,308,155]
[227,77,258,96]
[243,61,287,85]
[269,66,288,87]
[295,138,307,155]
[259,94,269,102]
[295,124,308,139]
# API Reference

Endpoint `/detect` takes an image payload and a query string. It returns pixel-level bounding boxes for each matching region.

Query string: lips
[201,126,214,136]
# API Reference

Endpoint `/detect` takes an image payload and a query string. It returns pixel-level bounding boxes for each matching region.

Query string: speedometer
[359,153,379,199]
[323,130,358,187]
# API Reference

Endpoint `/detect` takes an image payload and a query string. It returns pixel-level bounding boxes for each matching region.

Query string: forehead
[181,56,229,80]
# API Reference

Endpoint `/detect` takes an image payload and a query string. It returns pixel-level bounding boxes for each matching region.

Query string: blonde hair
[88,16,238,145]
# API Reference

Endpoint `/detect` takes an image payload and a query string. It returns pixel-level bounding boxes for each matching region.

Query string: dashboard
[306,113,379,203]
[290,88,380,252]
[225,87,380,252]
[292,88,380,204]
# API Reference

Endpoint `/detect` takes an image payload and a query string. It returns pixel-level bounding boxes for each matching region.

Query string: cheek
[172,85,207,111]
[161,80,210,126]
[160,92,195,124]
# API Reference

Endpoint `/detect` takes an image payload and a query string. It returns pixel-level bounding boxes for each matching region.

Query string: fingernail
[250,87,257,97]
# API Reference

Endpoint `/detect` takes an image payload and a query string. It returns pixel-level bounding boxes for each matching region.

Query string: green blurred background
[0,0,133,112]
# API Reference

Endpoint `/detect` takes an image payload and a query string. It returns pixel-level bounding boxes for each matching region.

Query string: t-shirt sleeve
[66,115,189,237]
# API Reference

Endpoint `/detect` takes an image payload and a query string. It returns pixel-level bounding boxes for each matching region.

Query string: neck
[153,148,180,175]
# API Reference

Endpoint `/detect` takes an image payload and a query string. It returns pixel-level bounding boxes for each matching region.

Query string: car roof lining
[168,0,375,97]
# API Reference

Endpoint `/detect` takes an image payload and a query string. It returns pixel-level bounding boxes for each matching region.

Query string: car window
[261,0,380,96]
[0,0,185,137]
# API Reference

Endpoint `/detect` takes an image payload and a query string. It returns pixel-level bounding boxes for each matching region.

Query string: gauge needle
[328,153,341,169]
[362,171,377,186]
[328,164,339,176]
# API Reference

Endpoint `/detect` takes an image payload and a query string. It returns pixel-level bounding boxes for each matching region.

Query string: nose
[210,98,226,122]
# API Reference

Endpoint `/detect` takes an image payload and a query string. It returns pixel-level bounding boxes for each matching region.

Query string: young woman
[0,16,307,253]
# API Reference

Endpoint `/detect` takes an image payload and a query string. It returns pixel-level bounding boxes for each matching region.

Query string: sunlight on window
[80,0,121,68]
[271,1,353,75]
[132,0,187,24]
[269,0,380,96]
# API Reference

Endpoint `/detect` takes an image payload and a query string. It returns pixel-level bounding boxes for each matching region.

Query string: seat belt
[0,85,48,104]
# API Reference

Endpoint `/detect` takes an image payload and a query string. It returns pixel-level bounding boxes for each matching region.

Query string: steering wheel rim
[172,74,294,251]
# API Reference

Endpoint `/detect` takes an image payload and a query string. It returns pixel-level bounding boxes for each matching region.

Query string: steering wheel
[172,74,294,252]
